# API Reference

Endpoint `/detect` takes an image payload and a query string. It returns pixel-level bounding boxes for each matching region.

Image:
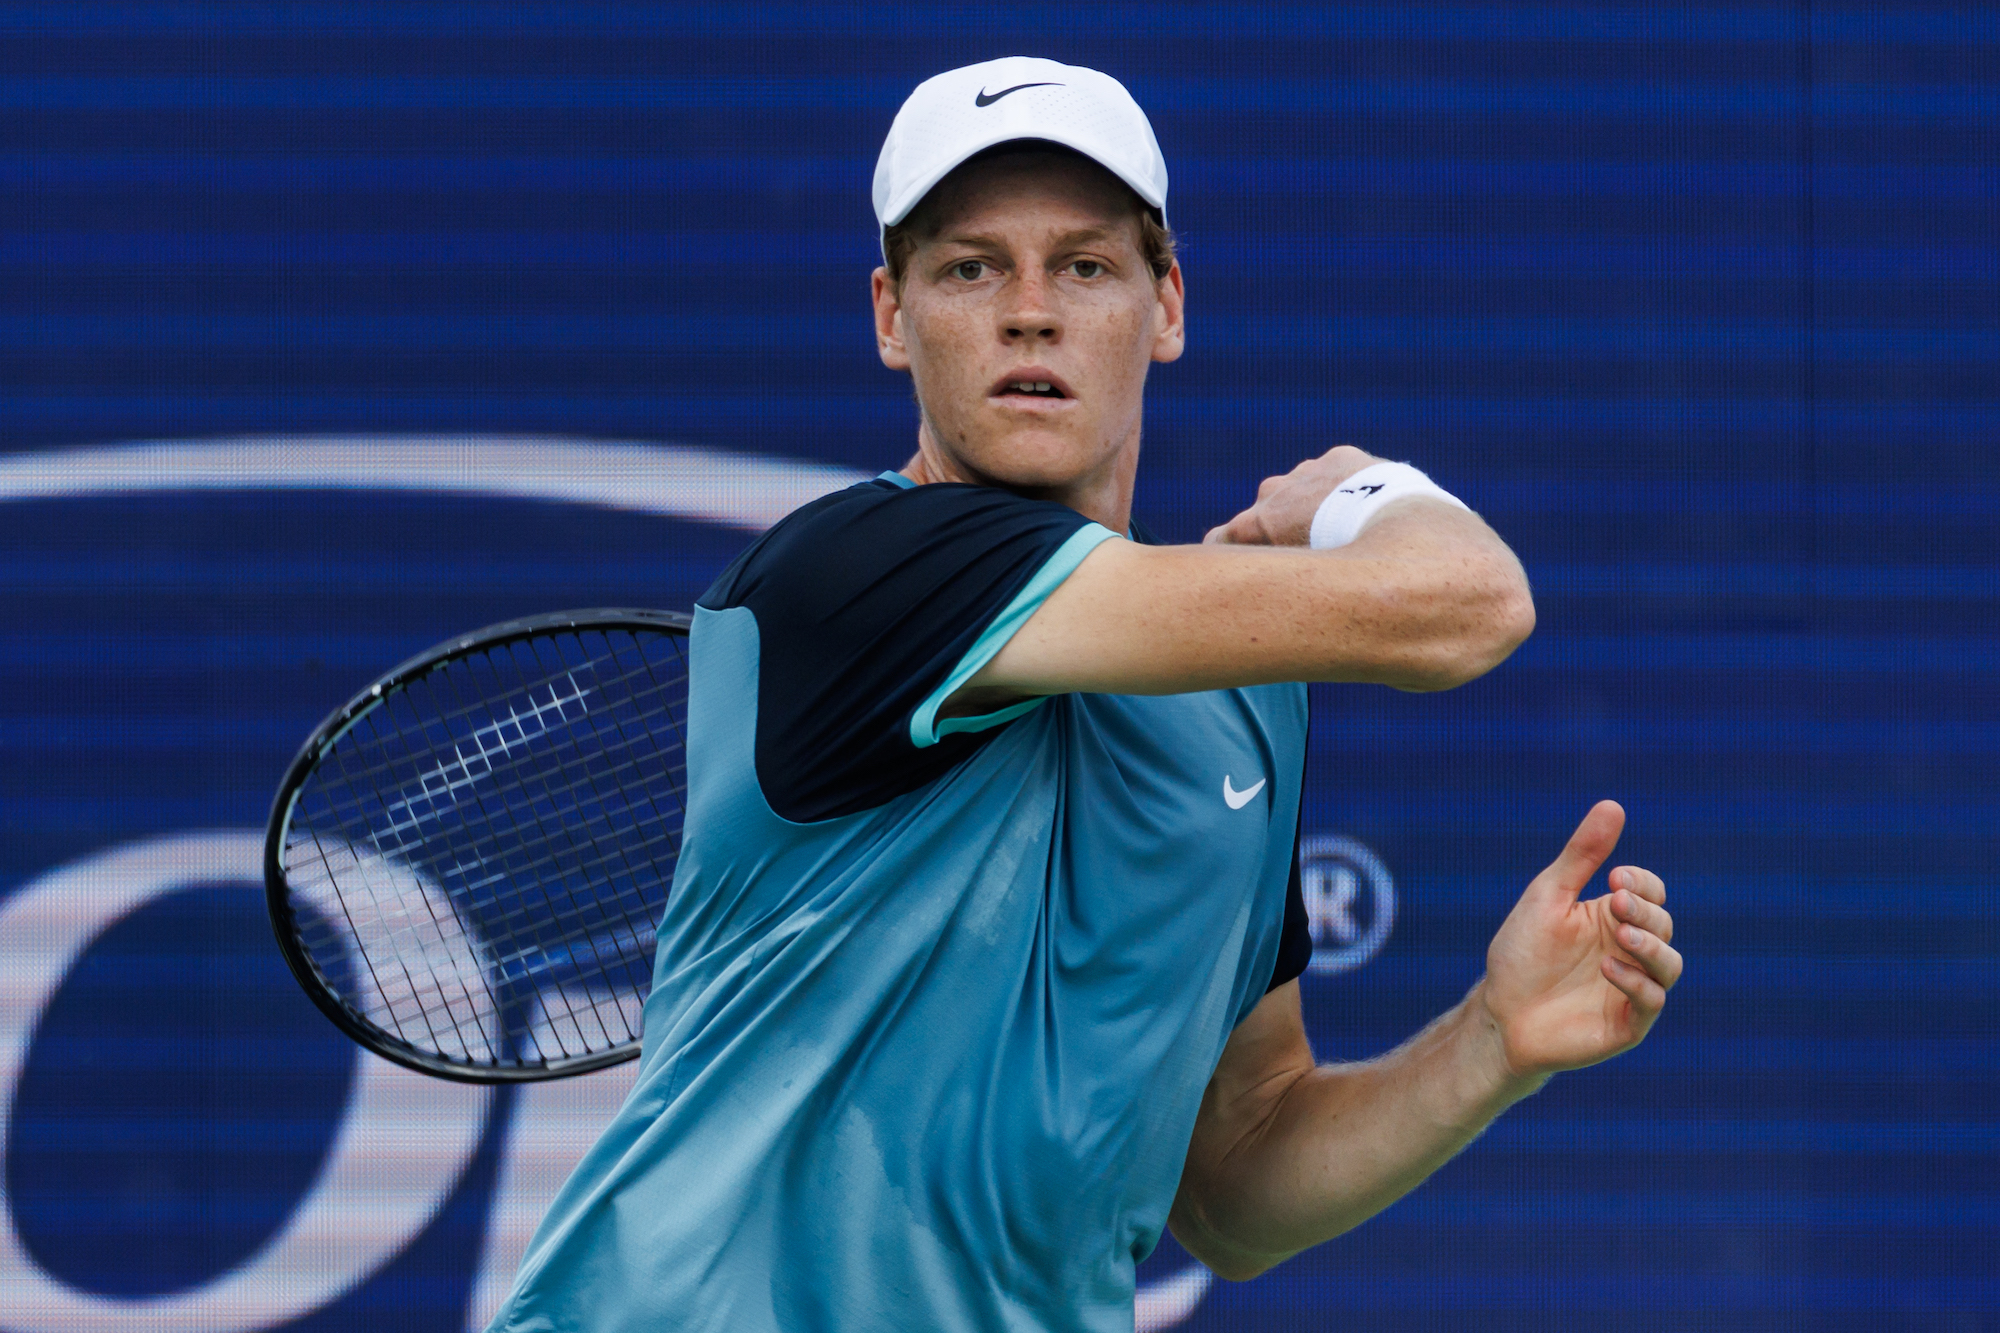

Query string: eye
[950,260,988,282]
[1070,259,1105,279]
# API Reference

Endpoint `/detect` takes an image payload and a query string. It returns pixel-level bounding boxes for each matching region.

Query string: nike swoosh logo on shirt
[1222,776,1266,810]
[974,82,1061,107]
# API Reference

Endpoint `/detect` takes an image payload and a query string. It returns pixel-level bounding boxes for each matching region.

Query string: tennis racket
[264,608,693,1083]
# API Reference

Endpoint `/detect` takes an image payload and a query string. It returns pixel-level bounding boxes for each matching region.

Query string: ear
[872,267,911,371]
[1150,261,1185,364]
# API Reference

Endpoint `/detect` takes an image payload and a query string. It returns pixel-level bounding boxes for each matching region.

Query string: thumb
[1523,800,1626,908]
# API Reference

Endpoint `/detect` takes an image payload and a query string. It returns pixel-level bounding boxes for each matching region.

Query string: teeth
[1035,382,1050,392]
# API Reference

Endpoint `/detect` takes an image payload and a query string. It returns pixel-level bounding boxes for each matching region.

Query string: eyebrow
[932,225,1126,251]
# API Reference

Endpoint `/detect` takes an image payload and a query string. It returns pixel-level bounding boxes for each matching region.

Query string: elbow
[1477,576,1538,675]
[1205,1253,1280,1284]
[1390,568,1536,693]
[1167,1196,1288,1283]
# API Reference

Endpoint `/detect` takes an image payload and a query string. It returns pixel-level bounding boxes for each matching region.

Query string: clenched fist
[1204,445,1385,546]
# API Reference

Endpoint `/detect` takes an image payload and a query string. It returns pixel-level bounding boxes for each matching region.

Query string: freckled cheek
[1073,308,1152,396]
[908,312,991,420]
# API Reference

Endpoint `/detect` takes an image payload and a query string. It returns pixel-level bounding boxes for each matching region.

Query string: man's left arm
[1169,800,1682,1280]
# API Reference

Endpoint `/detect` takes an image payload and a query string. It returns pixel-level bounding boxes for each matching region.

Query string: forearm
[1170,982,1543,1280]
[1328,497,1534,690]
[970,500,1534,702]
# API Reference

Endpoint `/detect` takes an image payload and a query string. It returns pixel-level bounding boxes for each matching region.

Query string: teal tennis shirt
[487,475,1311,1333]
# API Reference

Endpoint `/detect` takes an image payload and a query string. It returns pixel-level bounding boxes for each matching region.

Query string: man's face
[872,151,1184,493]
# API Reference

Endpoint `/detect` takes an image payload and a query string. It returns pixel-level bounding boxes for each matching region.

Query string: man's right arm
[961,449,1535,703]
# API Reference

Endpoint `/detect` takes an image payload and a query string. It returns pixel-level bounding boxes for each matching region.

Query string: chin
[963,426,1110,492]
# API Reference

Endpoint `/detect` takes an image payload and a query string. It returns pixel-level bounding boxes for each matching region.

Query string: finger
[1612,865,1666,905]
[1601,955,1666,1016]
[1615,923,1684,990]
[1204,518,1249,545]
[1610,890,1673,944]
[1227,509,1266,544]
[1525,800,1626,908]
[1206,509,1261,546]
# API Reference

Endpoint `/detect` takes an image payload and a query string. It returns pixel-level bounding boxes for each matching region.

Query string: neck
[899,419,1139,533]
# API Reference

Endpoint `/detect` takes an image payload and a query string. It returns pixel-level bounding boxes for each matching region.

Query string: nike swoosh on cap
[974,82,1062,107]
[1222,776,1266,810]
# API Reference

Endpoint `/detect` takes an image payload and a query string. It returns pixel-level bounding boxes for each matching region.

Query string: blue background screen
[1,5,1994,1331]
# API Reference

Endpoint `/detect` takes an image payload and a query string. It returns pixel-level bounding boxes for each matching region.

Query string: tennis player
[488,57,1681,1333]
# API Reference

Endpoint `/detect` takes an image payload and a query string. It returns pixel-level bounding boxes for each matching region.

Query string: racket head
[265,608,693,1083]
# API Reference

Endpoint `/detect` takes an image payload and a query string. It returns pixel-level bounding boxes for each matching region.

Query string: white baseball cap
[872,56,1169,235]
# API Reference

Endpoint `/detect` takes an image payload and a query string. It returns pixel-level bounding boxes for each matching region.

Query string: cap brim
[879,128,1167,230]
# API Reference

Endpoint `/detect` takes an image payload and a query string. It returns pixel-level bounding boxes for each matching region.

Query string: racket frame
[264,607,694,1083]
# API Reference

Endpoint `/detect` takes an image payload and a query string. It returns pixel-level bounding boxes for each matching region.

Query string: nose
[1000,269,1060,344]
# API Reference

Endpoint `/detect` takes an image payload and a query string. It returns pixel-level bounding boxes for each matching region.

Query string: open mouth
[991,372,1072,401]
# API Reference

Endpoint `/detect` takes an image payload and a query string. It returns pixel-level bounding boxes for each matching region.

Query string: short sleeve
[698,475,1117,823]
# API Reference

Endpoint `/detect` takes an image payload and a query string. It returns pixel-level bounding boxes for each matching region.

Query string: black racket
[265,608,692,1082]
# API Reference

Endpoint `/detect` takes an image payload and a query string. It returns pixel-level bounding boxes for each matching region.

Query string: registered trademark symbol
[1299,834,1396,976]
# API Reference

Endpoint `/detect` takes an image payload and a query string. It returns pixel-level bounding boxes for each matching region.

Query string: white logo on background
[1300,835,1397,975]
[1221,775,1265,809]
[0,834,492,1333]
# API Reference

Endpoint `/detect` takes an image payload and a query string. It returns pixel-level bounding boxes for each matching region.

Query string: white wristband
[1307,462,1469,550]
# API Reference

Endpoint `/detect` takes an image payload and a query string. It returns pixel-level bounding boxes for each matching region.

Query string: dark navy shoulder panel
[699,477,1097,823]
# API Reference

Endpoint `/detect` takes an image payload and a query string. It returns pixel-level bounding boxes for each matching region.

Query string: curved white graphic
[1221,774,1266,810]
[0,434,871,530]
[1135,1264,1214,1331]
[1,436,1216,1331]
[0,834,492,1333]
[1300,834,1397,976]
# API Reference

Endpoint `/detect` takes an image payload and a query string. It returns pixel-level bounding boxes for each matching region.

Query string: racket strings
[423,636,655,1053]
[298,717,509,1063]
[308,651,688,793]
[429,631,682,1059]
[280,625,691,1072]
[390,647,592,1061]
[507,635,678,1025]
[304,718,685,899]
[294,824,468,1057]
[290,637,677,1063]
